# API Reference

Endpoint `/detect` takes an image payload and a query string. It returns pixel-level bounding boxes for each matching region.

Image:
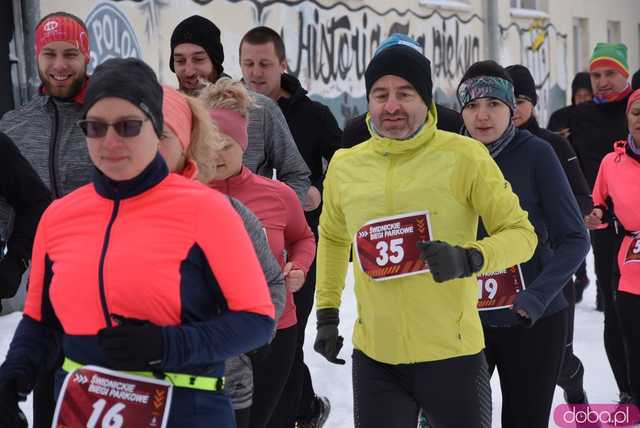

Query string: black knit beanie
[571,72,593,104]
[461,60,512,84]
[365,44,433,106]
[506,64,538,106]
[170,15,224,76]
[83,58,163,138]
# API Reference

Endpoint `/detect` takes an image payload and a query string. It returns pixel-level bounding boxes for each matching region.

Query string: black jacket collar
[521,116,541,134]
[93,152,168,200]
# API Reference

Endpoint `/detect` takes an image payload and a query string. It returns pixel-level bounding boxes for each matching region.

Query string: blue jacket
[480,129,590,327]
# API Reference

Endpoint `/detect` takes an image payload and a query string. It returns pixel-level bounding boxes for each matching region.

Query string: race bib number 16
[355,211,433,281]
[52,365,172,428]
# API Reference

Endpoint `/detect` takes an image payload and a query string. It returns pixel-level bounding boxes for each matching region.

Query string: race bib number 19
[355,211,432,281]
[477,265,526,311]
[52,365,172,428]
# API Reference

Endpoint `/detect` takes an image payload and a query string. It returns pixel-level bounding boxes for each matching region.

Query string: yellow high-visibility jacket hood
[316,104,537,364]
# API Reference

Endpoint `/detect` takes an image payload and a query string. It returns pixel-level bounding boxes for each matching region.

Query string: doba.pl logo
[554,403,640,427]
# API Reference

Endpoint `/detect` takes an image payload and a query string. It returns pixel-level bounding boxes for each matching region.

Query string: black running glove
[417,240,483,283]
[0,255,26,299]
[98,314,164,371]
[314,308,345,365]
[0,378,28,428]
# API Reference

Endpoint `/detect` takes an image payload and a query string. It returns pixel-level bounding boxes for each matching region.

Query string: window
[511,0,539,9]
[573,18,590,73]
[418,0,471,13]
[607,21,621,43]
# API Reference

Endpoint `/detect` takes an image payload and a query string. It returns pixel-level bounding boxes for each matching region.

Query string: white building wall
[34,0,640,125]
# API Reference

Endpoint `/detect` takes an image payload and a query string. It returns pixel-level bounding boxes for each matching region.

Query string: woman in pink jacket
[199,78,316,428]
[586,88,640,409]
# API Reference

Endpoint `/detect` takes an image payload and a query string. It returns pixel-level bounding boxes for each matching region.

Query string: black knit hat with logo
[83,58,163,138]
[170,15,225,76]
[365,44,433,106]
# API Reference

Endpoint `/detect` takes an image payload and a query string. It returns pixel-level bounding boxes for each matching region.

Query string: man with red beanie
[0,11,94,428]
[566,42,635,406]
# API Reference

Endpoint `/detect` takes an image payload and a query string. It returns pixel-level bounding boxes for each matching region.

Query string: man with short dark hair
[169,16,310,203]
[239,26,341,428]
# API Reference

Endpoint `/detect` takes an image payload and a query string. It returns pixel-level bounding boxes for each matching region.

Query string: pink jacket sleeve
[592,153,611,208]
[281,184,316,275]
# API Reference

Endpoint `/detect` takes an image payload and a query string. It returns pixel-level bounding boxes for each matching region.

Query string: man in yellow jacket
[313,35,538,428]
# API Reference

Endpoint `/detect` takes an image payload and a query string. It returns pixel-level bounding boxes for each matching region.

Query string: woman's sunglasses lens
[115,120,143,137]
[80,120,143,138]
[80,121,108,138]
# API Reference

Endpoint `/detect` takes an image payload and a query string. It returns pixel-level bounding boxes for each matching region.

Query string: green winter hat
[590,42,629,78]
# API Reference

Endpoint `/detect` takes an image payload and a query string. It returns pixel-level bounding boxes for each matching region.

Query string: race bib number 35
[477,265,526,311]
[625,236,640,264]
[355,211,432,281]
[52,365,173,428]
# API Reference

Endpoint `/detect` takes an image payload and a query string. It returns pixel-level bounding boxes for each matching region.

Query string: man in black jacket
[507,64,592,405]
[566,42,635,405]
[0,132,50,311]
[547,71,594,303]
[547,72,593,138]
[239,26,342,428]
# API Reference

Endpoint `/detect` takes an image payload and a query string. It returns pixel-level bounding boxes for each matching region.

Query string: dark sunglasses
[78,118,149,138]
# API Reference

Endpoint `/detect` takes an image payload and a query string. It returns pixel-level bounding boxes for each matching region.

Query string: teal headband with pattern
[457,76,516,111]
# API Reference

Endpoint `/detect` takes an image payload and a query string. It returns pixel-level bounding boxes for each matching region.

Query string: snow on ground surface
[0,251,621,427]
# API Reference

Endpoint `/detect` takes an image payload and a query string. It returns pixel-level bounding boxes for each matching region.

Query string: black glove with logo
[417,240,483,283]
[0,378,29,428]
[98,314,164,371]
[314,308,345,365]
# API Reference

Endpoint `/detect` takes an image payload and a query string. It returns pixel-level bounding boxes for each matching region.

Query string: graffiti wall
[256,1,483,116]
[40,0,483,125]
[501,20,568,126]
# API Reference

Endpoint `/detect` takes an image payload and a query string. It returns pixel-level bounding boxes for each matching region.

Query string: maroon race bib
[477,265,526,311]
[52,365,172,428]
[625,235,640,264]
[354,211,433,281]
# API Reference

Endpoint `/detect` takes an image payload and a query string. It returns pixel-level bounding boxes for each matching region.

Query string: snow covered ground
[0,251,621,427]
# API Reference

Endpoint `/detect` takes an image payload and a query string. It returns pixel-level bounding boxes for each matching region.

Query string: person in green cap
[565,42,634,406]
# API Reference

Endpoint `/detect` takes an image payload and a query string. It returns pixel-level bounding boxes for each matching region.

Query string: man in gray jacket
[0,12,92,198]
[169,15,311,203]
[0,12,94,428]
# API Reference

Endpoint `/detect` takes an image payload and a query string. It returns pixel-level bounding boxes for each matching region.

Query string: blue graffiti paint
[85,3,142,73]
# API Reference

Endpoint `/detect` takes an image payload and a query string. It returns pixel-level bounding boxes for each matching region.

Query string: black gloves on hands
[0,255,26,299]
[314,308,345,365]
[0,378,28,428]
[417,240,483,283]
[98,315,164,371]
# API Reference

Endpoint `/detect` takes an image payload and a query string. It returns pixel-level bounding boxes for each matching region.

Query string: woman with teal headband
[458,60,590,427]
